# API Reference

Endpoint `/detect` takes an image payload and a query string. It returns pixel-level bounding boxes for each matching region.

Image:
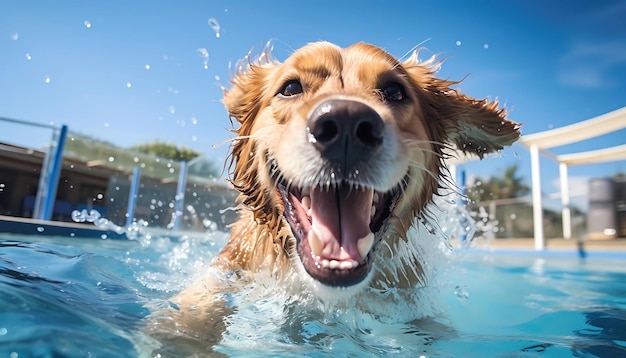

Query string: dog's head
[224,42,520,290]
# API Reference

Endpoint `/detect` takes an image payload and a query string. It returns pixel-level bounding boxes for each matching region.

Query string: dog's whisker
[165,41,520,343]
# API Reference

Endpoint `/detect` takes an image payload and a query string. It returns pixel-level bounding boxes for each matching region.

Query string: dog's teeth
[318,257,359,270]
[301,196,311,211]
[373,192,380,205]
[370,204,376,219]
[357,232,375,259]
[339,260,359,270]
[308,230,323,257]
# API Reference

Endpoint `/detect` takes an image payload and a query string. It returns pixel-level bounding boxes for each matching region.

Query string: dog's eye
[278,80,303,97]
[382,83,406,102]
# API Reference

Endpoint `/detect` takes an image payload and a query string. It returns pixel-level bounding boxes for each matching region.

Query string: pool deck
[465,237,626,258]
[0,215,126,240]
[1,214,625,257]
[482,238,626,251]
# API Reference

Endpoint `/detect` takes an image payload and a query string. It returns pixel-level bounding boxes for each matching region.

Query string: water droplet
[84,20,92,29]
[96,193,103,200]
[208,18,221,38]
[191,135,197,142]
[197,48,209,69]
[0,327,8,335]
[71,209,85,222]
[191,117,198,125]
[43,75,51,84]
[108,156,115,162]
[25,53,32,60]
[126,82,132,88]
[483,43,489,49]
[37,226,44,232]
[145,64,151,70]
[454,285,469,300]
[456,40,462,46]
[11,32,18,41]
[169,105,176,114]
[214,75,220,81]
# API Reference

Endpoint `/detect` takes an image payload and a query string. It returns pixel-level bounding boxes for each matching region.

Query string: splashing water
[208,17,221,38]
[454,285,470,301]
[196,48,209,70]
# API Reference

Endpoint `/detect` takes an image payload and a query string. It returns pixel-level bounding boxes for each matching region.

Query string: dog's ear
[223,64,275,125]
[223,62,279,219]
[403,55,520,158]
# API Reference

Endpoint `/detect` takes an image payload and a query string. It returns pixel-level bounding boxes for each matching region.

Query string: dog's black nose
[307,99,384,170]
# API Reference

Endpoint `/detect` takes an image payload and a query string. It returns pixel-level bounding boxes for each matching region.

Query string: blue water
[1,231,626,357]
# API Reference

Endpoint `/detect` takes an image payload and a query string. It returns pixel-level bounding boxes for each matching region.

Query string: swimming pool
[1,230,625,357]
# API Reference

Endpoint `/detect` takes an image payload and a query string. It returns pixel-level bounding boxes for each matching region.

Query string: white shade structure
[518,106,626,249]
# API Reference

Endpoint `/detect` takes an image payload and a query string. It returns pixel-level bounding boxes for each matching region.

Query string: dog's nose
[307,99,384,169]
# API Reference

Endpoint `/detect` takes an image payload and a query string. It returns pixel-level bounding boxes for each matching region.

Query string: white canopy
[448,106,626,249]
[519,106,626,152]
[518,105,626,249]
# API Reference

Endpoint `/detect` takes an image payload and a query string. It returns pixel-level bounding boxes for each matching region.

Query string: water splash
[71,208,102,223]
[454,285,470,301]
[208,18,221,38]
[196,48,209,70]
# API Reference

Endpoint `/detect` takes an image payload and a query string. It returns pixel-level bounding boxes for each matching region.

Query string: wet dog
[150,41,520,350]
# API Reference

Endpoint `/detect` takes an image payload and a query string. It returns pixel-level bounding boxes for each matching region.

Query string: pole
[459,168,468,242]
[125,167,141,227]
[36,125,68,220]
[173,160,189,231]
[559,163,572,239]
[530,145,545,250]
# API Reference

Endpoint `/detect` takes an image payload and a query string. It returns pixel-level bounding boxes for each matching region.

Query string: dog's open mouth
[270,157,401,287]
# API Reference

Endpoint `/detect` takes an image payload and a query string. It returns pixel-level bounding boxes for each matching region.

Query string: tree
[130,141,200,162]
[467,163,529,204]
[130,141,220,178]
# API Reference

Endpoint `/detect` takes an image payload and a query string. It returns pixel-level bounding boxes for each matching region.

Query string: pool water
[1,230,625,357]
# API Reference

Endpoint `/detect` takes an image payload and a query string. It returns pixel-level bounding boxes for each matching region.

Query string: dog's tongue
[309,185,373,261]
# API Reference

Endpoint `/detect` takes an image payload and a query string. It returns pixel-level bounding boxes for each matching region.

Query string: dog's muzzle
[307,99,385,173]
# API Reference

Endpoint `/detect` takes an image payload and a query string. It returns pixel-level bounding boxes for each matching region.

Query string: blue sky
[1,0,625,210]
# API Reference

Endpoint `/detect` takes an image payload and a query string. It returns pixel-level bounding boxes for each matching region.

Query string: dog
[149,41,520,351]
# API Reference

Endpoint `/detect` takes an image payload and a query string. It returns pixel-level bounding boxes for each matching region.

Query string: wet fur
[150,41,520,350]
[218,42,518,283]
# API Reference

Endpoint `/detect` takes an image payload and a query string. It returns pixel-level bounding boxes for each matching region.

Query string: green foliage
[467,163,529,204]
[130,141,200,162]
[63,134,219,179]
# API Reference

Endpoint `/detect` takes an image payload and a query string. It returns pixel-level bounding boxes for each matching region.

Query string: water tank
[615,176,626,237]
[587,178,616,239]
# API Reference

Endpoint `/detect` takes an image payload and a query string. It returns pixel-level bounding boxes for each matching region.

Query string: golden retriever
[148,41,520,351]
